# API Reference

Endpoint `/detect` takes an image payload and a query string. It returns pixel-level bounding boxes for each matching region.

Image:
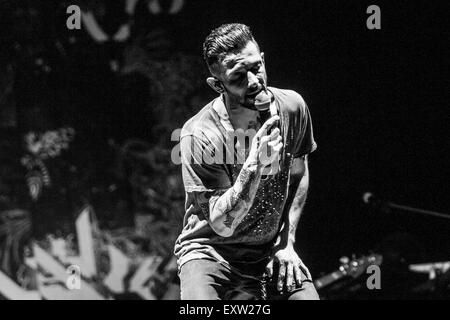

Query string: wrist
[244,157,265,173]
[287,238,296,247]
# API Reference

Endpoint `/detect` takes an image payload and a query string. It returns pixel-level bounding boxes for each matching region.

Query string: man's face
[214,41,268,109]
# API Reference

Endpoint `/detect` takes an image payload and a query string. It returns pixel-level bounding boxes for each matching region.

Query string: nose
[247,71,259,91]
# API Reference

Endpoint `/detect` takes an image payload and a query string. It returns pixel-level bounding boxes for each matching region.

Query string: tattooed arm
[203,161,263,237]
[198,115,282,237]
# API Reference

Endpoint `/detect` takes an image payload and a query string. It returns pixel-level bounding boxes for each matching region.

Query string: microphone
[362,192,390,214]
[254,89,272,125]
[254,88,280,176]
[362,192,376,204]
[362,192,385,208]
[362,192,450,220]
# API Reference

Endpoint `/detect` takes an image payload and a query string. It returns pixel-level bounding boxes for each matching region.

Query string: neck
[221,95,259,131]
[222,89,273,113]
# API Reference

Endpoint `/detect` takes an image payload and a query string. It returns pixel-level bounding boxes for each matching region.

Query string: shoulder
[269,87,307,115]
[180,99,225,154]
[181,100,219,140]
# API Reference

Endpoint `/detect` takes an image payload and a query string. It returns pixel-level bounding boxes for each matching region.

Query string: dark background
[1,0,449,280]
[192,0,450,272]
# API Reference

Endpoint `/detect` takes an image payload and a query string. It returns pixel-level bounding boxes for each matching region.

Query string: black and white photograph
[0,0,448,307]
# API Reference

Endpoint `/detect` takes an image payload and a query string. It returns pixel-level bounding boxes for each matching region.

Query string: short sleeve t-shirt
[174,87,317,270]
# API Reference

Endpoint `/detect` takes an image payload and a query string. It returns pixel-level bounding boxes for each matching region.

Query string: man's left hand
[265,245,312,292]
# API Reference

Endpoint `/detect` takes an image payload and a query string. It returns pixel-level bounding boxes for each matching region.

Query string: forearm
[286,173,309,245]
[209,159,263,237]
[277,161,309,247]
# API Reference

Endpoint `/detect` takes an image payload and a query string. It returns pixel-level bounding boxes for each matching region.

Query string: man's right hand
[204,117,282,237]
[246,115,282,171]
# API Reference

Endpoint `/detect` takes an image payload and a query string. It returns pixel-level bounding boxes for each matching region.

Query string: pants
[179,259,320,300]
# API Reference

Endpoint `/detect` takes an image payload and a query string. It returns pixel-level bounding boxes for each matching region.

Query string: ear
[261,52,265,63]
[206,77,224,94]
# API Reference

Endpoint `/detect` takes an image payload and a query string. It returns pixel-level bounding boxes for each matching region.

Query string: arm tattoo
[198,190,226,220]
[235,167,254,202]
[199,202,211,220]
[208,164,262,233]
[223,213,235,228]
[221,167,257,229]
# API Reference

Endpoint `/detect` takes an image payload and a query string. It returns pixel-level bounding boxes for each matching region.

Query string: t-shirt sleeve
[180,133,232,192]
[293,95,318,158]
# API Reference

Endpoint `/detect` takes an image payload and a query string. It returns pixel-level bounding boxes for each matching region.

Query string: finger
[277,262,286,292]
[267,135,282,147]
[268,127,280,140]
[272,142,283,152]
[298,261,312,280]
[258,115,280,137]
[265,259,274,278]
[286,263,294,291]
[259,136,270,146]
[276,141,284,149]
[294,265,303,287]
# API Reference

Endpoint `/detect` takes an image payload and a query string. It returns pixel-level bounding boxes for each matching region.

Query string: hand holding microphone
[247,89,282,176]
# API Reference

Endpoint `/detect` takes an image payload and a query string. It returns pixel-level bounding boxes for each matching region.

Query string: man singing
[174,23,319,300]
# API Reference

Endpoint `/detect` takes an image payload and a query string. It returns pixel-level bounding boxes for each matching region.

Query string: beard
[224,87,265,111]
[222,74,268,110]
[222,88,255,110]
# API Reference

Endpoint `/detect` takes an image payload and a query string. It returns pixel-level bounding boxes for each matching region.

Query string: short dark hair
[202,23,258,72]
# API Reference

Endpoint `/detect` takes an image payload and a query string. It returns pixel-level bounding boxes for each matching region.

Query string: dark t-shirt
[174,87,317,271]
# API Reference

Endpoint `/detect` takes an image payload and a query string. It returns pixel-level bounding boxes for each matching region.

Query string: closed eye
[231,73,245,83]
